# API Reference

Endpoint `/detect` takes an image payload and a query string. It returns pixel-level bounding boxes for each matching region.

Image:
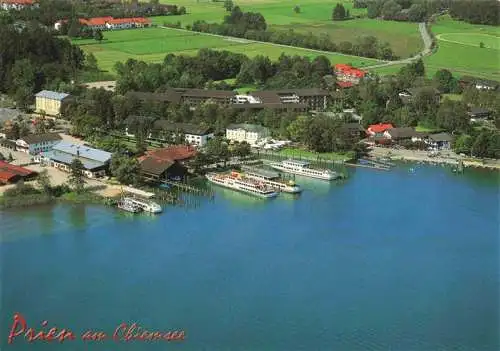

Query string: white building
[232,95,262,104]
[16,133,62,155]
[1,0,38,11]
[137,121,214,147]
[226,124,270,145]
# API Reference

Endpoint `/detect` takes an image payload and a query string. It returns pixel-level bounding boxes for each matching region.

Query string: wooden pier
[345,163,391,171]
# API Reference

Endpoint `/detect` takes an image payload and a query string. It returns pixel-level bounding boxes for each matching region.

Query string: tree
[86,53,99,71]
[34,114,47,134]
[332,3,347,21]
[93,30,103,43]
[232,141,251,157]
[479,42,485,48]
[206,137,230,166]
[67,20,80,38]
[407,4,426,22]
[0,152,4,161]
[224,0,234,12]
[433,69,455,93]
[68,158,85,193]
[36,169,52,194]
[110,154,140,185]
[453,134,473,155]
[293,5,300,13]
[381,0,402,20]
[7,153,14,162]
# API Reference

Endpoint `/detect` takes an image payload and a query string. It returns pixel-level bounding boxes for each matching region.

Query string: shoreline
[368,147,500,170]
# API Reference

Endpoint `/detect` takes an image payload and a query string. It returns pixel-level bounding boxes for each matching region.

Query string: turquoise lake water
[1,164,499,350]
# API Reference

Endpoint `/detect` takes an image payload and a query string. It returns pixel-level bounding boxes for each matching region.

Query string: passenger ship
[206,172,278,198]
[268,159,339,180]
[240,166,302,193]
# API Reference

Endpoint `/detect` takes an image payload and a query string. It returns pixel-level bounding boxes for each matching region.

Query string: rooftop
[52,141,111,163]
[139,157,175,176]
[140,145,197,162]
[42,151,106,170]
[227,124,269,134]
[230,102,307,110]
[35,90,70,101]
[368,123,394,133]
[429,132,453,142]
[0,160,35,176]
[152,121,212,135]
[241,165,279,179]
[386,127,422,139]
[20,133,62,144]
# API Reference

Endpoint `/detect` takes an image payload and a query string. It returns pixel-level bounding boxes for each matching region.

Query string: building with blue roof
[35,141,112,178]
[35,90,71,116]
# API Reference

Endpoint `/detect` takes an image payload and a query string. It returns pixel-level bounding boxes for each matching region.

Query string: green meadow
[425,16,500,80]
[75,27,382,73]
[155,0,422,58]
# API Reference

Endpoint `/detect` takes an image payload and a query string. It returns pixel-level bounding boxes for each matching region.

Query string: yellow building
[35,90,70,116]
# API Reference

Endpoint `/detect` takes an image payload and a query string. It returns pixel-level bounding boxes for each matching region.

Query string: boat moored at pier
[268,159,339,180]
[117,197,143,213]
[240,166,302,193]
[125,197,163,213]
[206,172,278,198]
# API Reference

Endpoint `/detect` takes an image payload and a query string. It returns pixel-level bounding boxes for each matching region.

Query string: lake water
[1,164,499,350]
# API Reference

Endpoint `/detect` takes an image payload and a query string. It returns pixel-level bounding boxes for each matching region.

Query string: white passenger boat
[117,198,142,213]
[206,172,278,198]
[124,197,162,213]
[240,166,302,193]
[268,159,339,180]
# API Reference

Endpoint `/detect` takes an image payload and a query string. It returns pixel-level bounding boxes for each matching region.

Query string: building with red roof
[367,123,394,137]
[334,64,367,87]
[0,0,38,10]
[0,161,37,185]
[138,146,196,181]
[54,16,151,31]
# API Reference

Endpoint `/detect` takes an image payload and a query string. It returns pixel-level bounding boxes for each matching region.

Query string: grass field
[75,27,382,73]
[425,16,500,80]
[156,0,422,58]
[278,147,354,161]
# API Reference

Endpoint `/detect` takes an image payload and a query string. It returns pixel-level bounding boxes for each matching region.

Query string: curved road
[159,22,434,70]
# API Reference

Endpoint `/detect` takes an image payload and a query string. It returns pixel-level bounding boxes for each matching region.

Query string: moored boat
[206,172,278,198]
[117,197,142,213]
[268,159,339,181]
[240,166,302,193]
[124,197,162,213]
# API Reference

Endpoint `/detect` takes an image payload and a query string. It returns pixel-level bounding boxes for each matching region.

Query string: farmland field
[155,0,422,58]
[75,27,382,73]
[425,16,500,80]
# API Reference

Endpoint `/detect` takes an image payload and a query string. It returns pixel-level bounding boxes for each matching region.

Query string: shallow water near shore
[1,164,499,350]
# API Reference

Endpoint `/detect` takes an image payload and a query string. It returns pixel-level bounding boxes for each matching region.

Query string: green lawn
[425,16,500,80]
[75,27,381,73]
[278,147,354,161]
[156,0,422,58]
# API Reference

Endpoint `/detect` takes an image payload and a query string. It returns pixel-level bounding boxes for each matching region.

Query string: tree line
[190,6,397,60]
[0,21,85,109]
[5,0,186,27]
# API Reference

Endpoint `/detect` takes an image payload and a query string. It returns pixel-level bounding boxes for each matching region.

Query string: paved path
[159,22,434,70]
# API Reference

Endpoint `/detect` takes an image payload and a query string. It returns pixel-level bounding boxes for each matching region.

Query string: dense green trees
[110,154,140,185]
[449,0,499,26]
[69,159,85,193]
[0,22,84,108]
[332,3,348,21]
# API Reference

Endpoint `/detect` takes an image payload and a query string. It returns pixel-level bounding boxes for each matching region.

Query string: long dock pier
[345,163,391,171]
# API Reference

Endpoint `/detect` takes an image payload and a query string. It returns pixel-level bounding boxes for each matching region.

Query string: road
[159,22,434,70]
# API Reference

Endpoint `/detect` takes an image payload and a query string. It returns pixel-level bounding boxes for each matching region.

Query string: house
[398,87,441,104]
[226,124,270,145]
[250,88,330,111]
[16,133,62,155]
[366,123,394,137]
[35,141,112,178]
[125,89,236,109]
[384,127,426,142]
[334,64,366,87]
[150,121,214,147]
[138,146,194,181]
[54,17,151,31]
[459,76,499,91]
[0,0,38,11]
[428,132,453,150]
[468,107,492,122]
[0,160,37,184]
[35,90,71,116]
